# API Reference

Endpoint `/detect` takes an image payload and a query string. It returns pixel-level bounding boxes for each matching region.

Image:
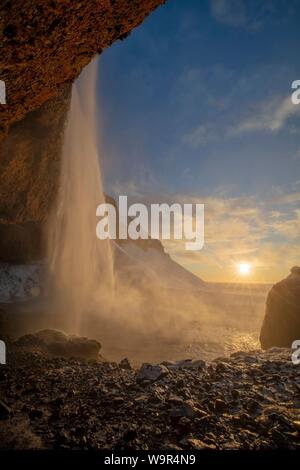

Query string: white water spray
[48,59,114,334]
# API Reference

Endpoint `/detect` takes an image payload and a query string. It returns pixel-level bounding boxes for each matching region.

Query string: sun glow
[238,262,251,276]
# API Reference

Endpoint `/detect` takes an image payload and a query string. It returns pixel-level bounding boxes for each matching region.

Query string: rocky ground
[1,346,300,450]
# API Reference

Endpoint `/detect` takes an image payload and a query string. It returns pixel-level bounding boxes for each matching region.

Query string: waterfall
[48,58,114,334]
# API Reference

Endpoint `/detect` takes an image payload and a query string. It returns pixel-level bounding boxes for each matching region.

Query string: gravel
[0,347,300,450]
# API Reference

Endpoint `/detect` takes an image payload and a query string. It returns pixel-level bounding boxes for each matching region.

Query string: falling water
[48,59,114,334]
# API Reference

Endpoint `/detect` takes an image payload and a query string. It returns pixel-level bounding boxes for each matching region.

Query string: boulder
[137,363,169,382]
[14,329,101,360]
[260,267,300,349]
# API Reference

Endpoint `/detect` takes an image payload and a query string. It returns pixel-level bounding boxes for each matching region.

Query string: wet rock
[222,440,240,450]
[0,400,11,420]
[260,267,300,349]
[119,358,132,370]
[216,361,232,374]
[137,363,169,382]
[246,399,260,413]
[168,395,184,406]
[215,398,227,412]
[28,408,43,420]
[268,413,295,431]
[134,394,149,404]
[231,389,240,399]
[180,438,216,450]
[292,421,300,432]
[123,428,138,442]
[271,428,291,447]
[0,417,42,449]
[1,348,300,450]
[163,359,206,370]
[169,400,208,419]
[14,329,101,360]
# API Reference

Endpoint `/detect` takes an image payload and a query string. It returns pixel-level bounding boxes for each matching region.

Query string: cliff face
[0,0,165,228]
[0,0,165,139]
[260,267,300,349]
[0,85,71,225]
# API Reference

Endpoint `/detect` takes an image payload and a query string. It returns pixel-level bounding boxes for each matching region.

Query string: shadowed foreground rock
[13,329,101,360]
[1,348,300,449]
[260,267,300,349]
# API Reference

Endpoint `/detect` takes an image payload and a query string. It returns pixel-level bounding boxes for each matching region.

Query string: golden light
[238,262,251,276]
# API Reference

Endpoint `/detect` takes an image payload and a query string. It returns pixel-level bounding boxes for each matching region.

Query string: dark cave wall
[0,0,165,224]
[0,0,165,261]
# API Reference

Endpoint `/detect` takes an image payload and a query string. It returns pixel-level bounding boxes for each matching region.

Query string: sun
[238,262,251,276]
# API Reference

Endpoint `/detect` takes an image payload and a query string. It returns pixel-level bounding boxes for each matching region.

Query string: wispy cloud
[182,124,218,148]
[209,0,297,31]
[210,0,249,28]
[231,96,300,135]
[183,93,300,149]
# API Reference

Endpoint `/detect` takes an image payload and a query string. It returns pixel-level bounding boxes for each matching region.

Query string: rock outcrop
[0,0,165,261]
[260,266,300,349]
[0,0,165,140]
[0,85,71,225]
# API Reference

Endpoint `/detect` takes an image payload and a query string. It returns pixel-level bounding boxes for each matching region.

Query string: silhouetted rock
[14,329,101,360]
[260,267,300,349]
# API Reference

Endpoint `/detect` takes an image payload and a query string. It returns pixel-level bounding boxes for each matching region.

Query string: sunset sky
[98,0,300,283]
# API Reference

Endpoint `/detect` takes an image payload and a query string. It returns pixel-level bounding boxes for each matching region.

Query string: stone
[119,358,132,370]
[14,329,101,360]
[215,398,227,412]
[292,421,300,432]
[137,363,169,382]
[260,267,300,349]
[0,400,11,420]
[180,438,216,450]
[28,408,43,420]
[169,400,208,419]
[163,359,206,370]
[231,388,240,399]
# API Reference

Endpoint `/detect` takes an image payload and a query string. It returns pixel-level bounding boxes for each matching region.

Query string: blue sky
[97,0,300,282]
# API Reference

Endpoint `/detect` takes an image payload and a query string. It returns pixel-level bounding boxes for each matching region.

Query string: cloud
[182,124,218,148]
[270,191,300,205]
[209,0,297,31]
[210,0,248,27]
[107,182,300,282]
[183,94,300,149]
[157,189,300,282]
[231,96,300,135]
